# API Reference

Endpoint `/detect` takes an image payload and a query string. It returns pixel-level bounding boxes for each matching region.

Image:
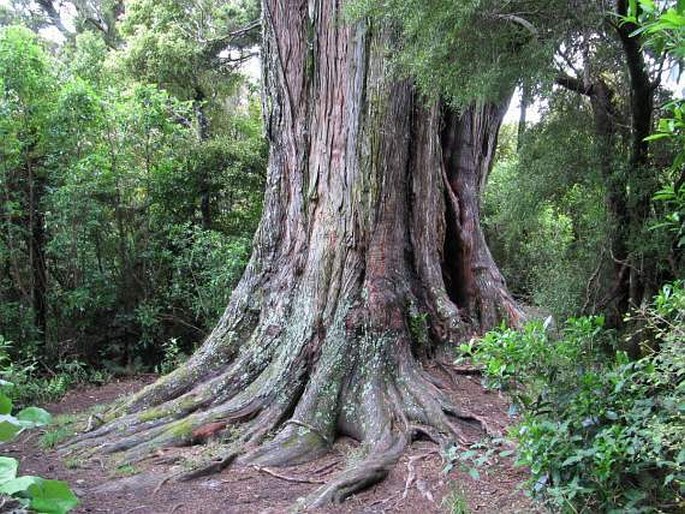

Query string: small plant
[408,311,430,346]
[442,487,471,514]
[0,457,78,514]
[39,426,74,450]
[443,438,514,481]
[113,464,138,477]
[0,383,52,442]
[0,383,78,513]
[156,337,187,375]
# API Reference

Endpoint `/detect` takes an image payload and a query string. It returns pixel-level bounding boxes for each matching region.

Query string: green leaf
[15,407,52,428]
[0,456,18,483]
[468,467,480,480]
[0,417,22,442]
[644,132,671,141]
[0,393,12,415]
[28,479,79,514]
[0,475,42,495]
[561,454,583,467]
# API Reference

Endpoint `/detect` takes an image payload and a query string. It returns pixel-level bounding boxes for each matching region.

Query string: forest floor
[6,371,542,514]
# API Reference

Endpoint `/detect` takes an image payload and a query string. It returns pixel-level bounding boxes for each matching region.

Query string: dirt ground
[4,371,542,513]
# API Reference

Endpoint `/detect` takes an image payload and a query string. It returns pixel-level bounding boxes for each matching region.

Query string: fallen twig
[252,465,325,484]
[402,457,417,499]
[310,460,340,477]
[153,471,184,496]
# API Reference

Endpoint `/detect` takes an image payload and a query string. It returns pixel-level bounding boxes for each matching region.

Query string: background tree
[0,26,56,347]
[0,0,266,375]
[117,0,260,228]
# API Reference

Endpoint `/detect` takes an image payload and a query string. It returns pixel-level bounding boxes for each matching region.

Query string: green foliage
[444,438,509,480]
[347,0,573,105]
[629,1,685,250]
[0,9,266,378]
[652,182,685,247]
[465,283,685,512]
[625,0,685,58]
[484,102,610,318]
[0,336,110,406]
[117,0,258,100]
[39,426,73,450]
[0,457,78,513]
[155,337,187,375]
[0,369,77,513]
[0,379,52,442]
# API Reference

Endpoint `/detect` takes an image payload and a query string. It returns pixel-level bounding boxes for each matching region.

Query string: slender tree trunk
[517,85,529,151]
[67,2,519,507]
[28,156,47,343]
[194,89,212,230]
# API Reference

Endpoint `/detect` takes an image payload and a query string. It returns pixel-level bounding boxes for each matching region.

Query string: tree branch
[35,0,71,35]
[555,73,593,96]
[491,13,538,36]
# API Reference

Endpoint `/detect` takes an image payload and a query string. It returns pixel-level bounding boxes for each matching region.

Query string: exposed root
[65,319,496,511]
[310,460,341,476]
[305,433,408,508]
[241,424,329,468]
[178,450,240,482]
[402,456,417,498]
[152,471,183,496]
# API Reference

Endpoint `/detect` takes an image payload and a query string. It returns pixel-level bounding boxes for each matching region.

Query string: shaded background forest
[0,0,683,512]
[1,0,266,388]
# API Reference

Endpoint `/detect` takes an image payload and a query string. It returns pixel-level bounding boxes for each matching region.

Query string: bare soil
[4,372,542,513]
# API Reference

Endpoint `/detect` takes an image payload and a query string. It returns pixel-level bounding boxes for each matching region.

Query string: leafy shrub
[464,282,684,512]
[0,336,110,407]
[1,24,266,374]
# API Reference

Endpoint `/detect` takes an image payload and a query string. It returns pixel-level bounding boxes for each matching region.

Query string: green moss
[137,406,168,422]
[281,429,322,450]
[166,418,194,439]
[113,464,138,477]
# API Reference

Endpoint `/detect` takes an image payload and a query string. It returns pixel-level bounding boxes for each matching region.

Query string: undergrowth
[457,281,684,513]
[0,336,111,407]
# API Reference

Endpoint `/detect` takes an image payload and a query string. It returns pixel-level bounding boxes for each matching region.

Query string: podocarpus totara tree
[67,0,521,506]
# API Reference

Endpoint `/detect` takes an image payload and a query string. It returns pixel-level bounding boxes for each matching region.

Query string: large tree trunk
[67,1,520,507]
